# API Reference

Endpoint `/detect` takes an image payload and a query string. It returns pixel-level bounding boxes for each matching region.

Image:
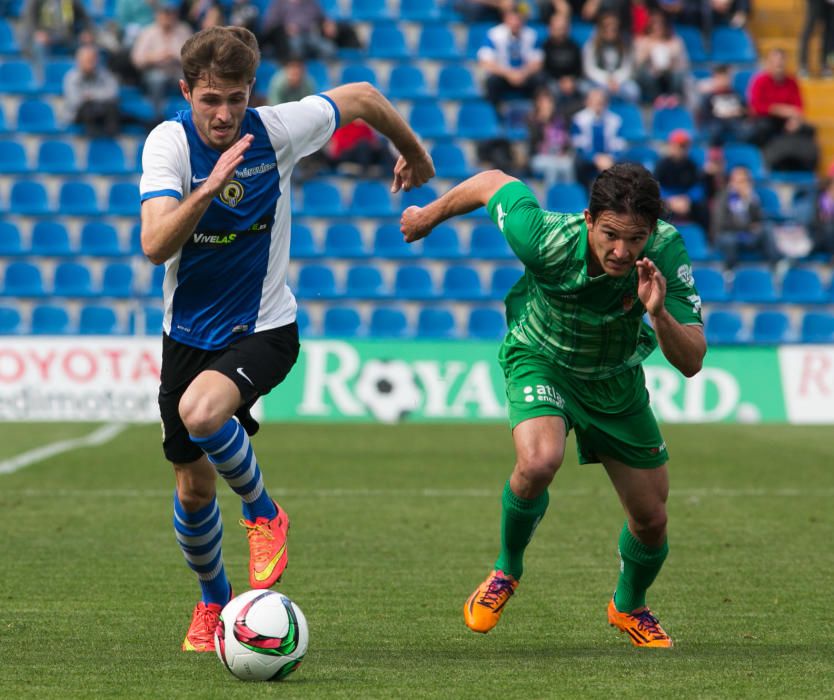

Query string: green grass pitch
[0,423,832,699]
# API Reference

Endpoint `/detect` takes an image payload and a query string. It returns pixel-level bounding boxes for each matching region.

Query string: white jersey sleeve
[139,121,190,202]
[256,94,339,165]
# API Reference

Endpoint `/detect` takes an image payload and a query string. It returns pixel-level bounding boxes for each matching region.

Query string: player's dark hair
[588,163,662,229]
[181,26,260,89]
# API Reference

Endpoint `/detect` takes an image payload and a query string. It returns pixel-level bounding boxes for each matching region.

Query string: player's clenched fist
[400,205,433,243]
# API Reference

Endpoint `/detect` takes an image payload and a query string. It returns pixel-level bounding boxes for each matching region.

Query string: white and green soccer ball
[215,589,308,681]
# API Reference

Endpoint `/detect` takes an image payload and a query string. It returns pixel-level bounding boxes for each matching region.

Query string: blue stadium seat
[431,143,473,179]
[752,311,792,344]
[436,65,480,100]
[59,181,101,216]
[368,24,409,59]
[569,20,593,45]
[0,221,23,255]
[369,306,409,338]
[490,265,523,300]
[410,102,451,140]
[324,223,366,257]
[651,106,695,141]
[345,264,386,298]
[290,223,320,258]
[255,60,278,89]
[350,0,391,21]
[400,0,444,21]
[0,18,20,55]
[711,27,757,63]
[387,65,429,99]
[393,265,436,299]
[467,307,506,340]
[755,186,782,219]
[323,306,362,337]
[306,60,331,90]
[53,261,94,296]
[546,182,587,211]
[470,225,513,259]
[119,93,155,125]
[693,267,728,302]
[31,304,71,334]
[402,184,438,209]
[108,182,140,216]
[146,264,165,297]
[731,267,777,303]
[79,305,119,335]
[80,221,123,256]
[466,23,492,59]
[9,180,50,215]
[801,312,834,343]
[0,139,29,174]
[676,25,708,63]
[423,224,463,258]
[456,101,500,140]
[0,60,38,94]
[676,223,714,262]
[0,305,21,334]
[417,307,457,338]
[4,261,44,296]
[0,103,8,135]
[443,265,483,299]
[43,59,74,94]
[417,25,462,60]
[129,222,143,254]
[296,264,337,298]
[299,181,343,216]
[350,181,394,216]
[724,143,766,180]
[732,68,755,101]
[130,305,163,335]
[87,138,130,175]
[340,63,378,87]
[36,139,79,174]
[295,306,311,336]
[609,101,647,141]
[163,96,189,119]
[373,223,417,258]
[31,220,73,256]
[781,267,825,303]
[101,262,134,297]
[705,310,745,344]
[16,99,59,133]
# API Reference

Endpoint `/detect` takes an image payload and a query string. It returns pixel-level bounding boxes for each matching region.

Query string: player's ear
[179,79,191,102]
[583,209,593,229]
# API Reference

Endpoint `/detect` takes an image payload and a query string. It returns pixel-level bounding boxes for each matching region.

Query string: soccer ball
[215,589,308,681]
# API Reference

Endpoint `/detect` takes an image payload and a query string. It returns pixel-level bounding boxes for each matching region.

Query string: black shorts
[158,323,300,464]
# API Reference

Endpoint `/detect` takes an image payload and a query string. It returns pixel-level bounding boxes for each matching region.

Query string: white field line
[0,423,127,475]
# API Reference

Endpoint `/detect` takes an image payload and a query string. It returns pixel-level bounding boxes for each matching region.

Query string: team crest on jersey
[622,293,635,311]
[219,179,244,207]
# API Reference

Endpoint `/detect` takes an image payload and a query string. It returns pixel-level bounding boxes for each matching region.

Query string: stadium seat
[755,186,782,219]
[467,307,506,340]
[393,265,436,299]
[43,59,74,94]
[651,106,695,141]
[0,221,23,255]
[676,223,714,262]
[296,264,337,298]
[306,60,331,91]
[295,306,311,336]
[119,93,155,125]
[108,182,140,216]
[547,183,587,212]
[705,310,745,344]
[0,60,38,94]
[569,20,593,45]
[299,181,343,216]
[724,143,766,180]
[780,267,825,303]
[350,181,394,216]
[410,102,451,140]
[9,180,50,215]
[290,223,319,258]
[417,307,457,338]
[711,27,757,64]
[423,224,463,258]
[436,65,480,100]
[86,138,130,175]
[369,307,409,338]
[31,304,71,334]
[801,312,834,343]
[59,181,101,216]
[0,305,21,334]
[349,0,391,20]
[402,185,438,209]
[466,23,492,59]
[255,60,278,89]
[323,306,362,337]
[676,25,708,63]
[373,223,417,258]
[732,69,755,101]
[417,25,462,60]
[4,261,44,296]
[79,305,119,335]
[693,267,728,303]
[345,264,386,298]
[80,221,123,256]
[53,261,94,296]
[163,97,190,119]
[456,101,500,140]
[36,139,80,174]
[323,223,366,257]
[0,140,29,173]
[752,311,792,344]
[368,24,409,59]
[443,265,483,299]
[16,99,59,133]
[0,103,9,135]
[146,264,165,297]
[400,0,444,21]
[0,18,20,55]
[490,265,523,300]
[430,143,473,180]
[339,63,378,87]
[387,65,429,100]
[731,267,777,303]
[609,101,647,141]
[129,222,143,254]
[470,225,513,259]
[31,221,73,256]
[618,144,659,170]
[101,262,134,297]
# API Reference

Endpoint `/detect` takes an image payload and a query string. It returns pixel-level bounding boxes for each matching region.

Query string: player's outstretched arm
[637,258,706,378]
[322,82,434,192]
[400,169,518,243]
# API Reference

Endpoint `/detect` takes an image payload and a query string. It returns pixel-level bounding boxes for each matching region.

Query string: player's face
[584,210,652,277]
[181,75,252,151]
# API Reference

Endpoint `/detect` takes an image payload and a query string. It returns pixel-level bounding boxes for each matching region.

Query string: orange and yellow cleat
[240,501,290,589]
[607,598,674,648]
[182,600,223,652]
[463,570,518,634]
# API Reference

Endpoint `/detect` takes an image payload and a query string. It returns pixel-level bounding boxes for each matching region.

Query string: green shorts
[499,342,668,469]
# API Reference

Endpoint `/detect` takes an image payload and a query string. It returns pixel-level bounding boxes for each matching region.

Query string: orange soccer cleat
[182,600,224,652]
[607,597,674,648]
[240,501,290,589]
[463,570,518,634]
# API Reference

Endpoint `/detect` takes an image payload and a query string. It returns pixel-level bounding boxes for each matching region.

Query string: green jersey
[488,181,702,379]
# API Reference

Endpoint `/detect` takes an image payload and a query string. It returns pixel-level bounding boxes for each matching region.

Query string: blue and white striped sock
[190,418,277,522]
[173,493,230,606]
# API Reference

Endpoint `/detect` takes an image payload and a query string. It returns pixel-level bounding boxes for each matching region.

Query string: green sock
[613,522,669,613]
[494,480,549,580]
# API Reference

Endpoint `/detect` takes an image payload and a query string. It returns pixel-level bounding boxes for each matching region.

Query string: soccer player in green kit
[399,163,706,647]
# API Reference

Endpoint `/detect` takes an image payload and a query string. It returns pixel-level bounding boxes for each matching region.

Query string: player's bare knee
[178,392,226,437]
[632,508,668,543]
[515,447,563,489]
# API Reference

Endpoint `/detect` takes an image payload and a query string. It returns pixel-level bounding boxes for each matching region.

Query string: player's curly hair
[181,26,261,89]
[588,163,663,228]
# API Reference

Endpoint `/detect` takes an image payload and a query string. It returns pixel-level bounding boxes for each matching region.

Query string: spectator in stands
[528,86,575,185]
[541,12,584,92]
[810,169,834,259]
[571,87,624,187]
[187,0,227,30]
[477,4,545,111]
[710,0,749,28]
[748,48,819,173]
[63,44,122,137]
[116,0,155,48]
[131,1,194,119]
[697,64,751,146]
[260,0,336,61]
[634,10,689,107]
[711,165,778,268]
[22,0,95,72]
[327,119,395,177]
[583,12,640,103]
[798,0,834,78]
[266,57,317,105]
[456,0,509,23]
[654,129,709,230]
